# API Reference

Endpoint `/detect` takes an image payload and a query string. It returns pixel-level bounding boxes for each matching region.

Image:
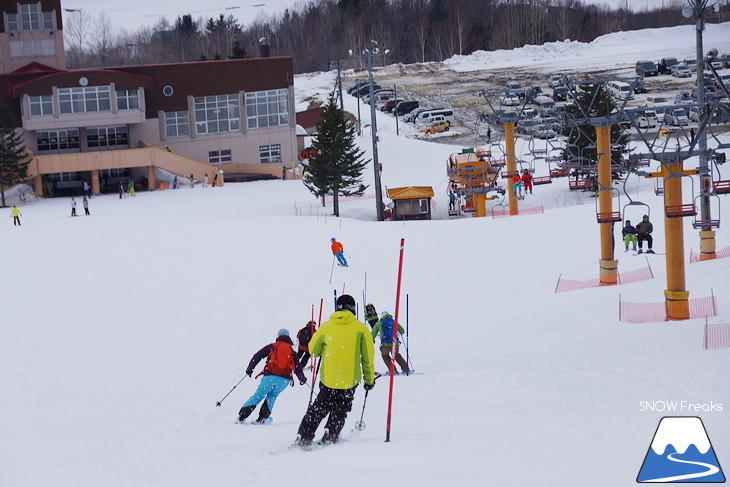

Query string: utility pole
[350,40,390,221]
[329,60,345,110]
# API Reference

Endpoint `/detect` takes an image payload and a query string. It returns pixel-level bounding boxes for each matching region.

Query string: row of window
[9,39,55,59]
[29,88,289,137]
[37,126,128,152]
[36,126,282,164]
[5,6,55,32]
[29,89,140,116]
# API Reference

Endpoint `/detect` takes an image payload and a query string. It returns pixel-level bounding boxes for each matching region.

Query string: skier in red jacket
[521,169,533,195]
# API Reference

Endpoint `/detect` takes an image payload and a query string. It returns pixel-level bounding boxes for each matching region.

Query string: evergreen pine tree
[230,40,248,59]
[303,93,368,217]
[0,107,28,207]
[561,83,629,190]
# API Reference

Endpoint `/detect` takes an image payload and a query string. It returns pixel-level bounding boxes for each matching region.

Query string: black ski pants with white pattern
[297,383,356,442]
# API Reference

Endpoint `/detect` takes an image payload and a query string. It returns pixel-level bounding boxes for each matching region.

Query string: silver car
[665,108,689,126]
[671,64,692,78]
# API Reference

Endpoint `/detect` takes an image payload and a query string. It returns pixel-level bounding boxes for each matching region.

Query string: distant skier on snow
[330,238,348,266]
[296,320,317,366]
[372,311,409,375]
[364,303,379,328]
[238,329,307,424]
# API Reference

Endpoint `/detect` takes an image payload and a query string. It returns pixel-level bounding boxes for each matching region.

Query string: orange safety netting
[554,266,654,294]
[704,323,730,350]
[689,245,730,263]
[619,296,718,323]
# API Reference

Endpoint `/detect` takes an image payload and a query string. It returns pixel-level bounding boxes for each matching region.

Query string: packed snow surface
[3,22,729,487]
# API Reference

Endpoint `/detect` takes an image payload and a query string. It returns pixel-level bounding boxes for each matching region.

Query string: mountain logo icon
[637,416,725,483]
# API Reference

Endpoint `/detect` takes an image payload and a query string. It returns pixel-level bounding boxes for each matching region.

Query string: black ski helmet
[336,294,356,314]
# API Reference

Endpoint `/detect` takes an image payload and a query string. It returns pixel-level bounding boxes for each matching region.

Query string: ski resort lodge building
[0,0,299,195]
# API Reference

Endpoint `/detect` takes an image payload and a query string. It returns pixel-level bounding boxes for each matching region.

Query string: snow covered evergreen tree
[0,107,28,207]
[303,92,368,217]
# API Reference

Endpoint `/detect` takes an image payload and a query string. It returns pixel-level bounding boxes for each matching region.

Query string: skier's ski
[270,430,360,455]
[634,251,664,256]
[237,417,273,426]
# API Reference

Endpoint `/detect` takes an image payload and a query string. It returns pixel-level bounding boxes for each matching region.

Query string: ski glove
[245,370,252,377]
[363,382,375,391]
[299,380,307,386]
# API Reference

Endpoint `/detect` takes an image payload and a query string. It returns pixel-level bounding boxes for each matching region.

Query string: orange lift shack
[386,186,435,221]
[447,151,501,218]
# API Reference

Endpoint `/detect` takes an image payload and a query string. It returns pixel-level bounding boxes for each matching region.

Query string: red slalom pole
[308,298,324,404]
[385,238,405,442]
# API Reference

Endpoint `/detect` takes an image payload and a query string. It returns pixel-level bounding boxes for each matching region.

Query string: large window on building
[20,3,40,31]
[165,112,189,138]
[194,94,239,135]
[208,150,232,164]
[246,89,289,130]
[87,126,129,149]
[6,13,18,31]
[116,90,139,110]
[37,129,80,153]
[59,87,111,114]
[259,144,282,163]
[29,95,53,116]
[42,11,54,30]
[9,39,55,58]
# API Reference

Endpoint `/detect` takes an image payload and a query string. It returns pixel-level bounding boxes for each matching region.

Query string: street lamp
[349,40,389,221]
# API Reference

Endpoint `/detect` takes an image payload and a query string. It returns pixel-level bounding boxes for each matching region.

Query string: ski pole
[308,358,321,405]
[354,389,370,431]
[215,375,247,407]
[399,333,415,372]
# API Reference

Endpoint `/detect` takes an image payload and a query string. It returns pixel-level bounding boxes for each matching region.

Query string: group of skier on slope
[231,238,410,449]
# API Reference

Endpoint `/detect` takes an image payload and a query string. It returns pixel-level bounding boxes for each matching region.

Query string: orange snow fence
[689,245,730,263]
[704,323,730,349]
[555,265,654,294]
[619,295,718,323]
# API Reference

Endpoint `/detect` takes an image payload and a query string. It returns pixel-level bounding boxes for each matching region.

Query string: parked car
[355,83,381,97]
[347,81,368,95]
[516,119,540,135]
[381,98,404,113]
[607,81,635,101]
[657,57,679,75]
[665,107,689,126]
[688,106,701,122]
[534,123,556,139]
[533,95,556,115]
[404,107,433,123]
[633,77,647,94]
[647,96,670,107]
[636,109,658,129]
[519,107,538,118]
[501,92,520,106]
[716,73,730,90]
[552,86,569,101]
[675,90,692,104]
[671,64,692,78]
[420,119,450,133]
[636,60,659,77]
[684,59,698,72]
[526,86,544,103]
[395,100,419,116]
[506,81,525,98]
[548,75,564,88]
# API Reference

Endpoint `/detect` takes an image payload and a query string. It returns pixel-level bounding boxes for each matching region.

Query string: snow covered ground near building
[2,23,730,487]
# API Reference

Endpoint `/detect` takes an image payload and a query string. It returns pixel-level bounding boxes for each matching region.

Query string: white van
[415,108,455,126]
[533,95,555,114]
[419,115,448,128]
[607,81,635,101]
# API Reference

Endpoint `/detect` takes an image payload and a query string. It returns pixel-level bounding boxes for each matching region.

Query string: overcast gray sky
[60,0,302,32]
[59,0,691,34]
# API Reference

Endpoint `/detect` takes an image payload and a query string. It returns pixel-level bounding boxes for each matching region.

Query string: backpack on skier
[379,313,395,344]
[263,341,295,377]
[296,321,316,349]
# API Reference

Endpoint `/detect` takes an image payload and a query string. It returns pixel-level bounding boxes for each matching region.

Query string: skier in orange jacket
[330,238,348,266]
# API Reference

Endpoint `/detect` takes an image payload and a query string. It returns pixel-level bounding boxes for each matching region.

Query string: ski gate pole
[215,375,247,407]
[308,298,324,402]
[385,238,405,442]
[328,255,336,284]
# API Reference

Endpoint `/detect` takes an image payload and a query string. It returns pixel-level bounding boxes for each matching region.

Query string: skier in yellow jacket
[294,294,375,447]
[11,205,22,226]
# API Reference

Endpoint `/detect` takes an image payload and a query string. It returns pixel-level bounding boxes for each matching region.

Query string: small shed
[386,186,435,221]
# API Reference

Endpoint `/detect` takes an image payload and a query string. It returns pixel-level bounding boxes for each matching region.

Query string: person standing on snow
[521,169,533,195]
[372,311,409,375]
[294,295,375,447]
[238,329,307,424]
[364,303,379,329]
[622,220,637,252]
[70,197,77,216]
[636,215,654,254]
[296,320,317,367]
[11,205,22,226]
[330,238,348,267]
[82,196,90,216]
[448,191,456,211]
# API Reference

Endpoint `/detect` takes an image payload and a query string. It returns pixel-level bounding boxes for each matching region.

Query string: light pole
[349,40,389,221]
